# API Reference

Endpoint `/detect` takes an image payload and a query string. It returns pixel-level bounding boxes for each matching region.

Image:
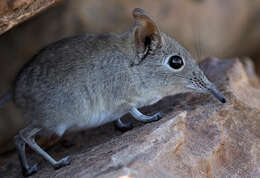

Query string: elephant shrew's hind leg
[14,126,71,176]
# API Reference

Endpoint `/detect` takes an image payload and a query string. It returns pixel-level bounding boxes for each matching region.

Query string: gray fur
[8,8,225,176]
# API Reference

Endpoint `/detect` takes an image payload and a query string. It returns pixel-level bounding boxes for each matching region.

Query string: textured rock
[0,57,259,178]
[0,0,61,35]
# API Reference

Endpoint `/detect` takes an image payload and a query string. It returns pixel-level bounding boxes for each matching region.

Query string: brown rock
[0,1,9,15]
[0,57,259,177]
[0,0,61,35]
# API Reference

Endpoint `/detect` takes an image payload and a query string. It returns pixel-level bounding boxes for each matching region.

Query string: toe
[23,164,38,177]
[156,112,162,118]
[61,156,71,165]
[54,156,71,169]
[30,164,38,172]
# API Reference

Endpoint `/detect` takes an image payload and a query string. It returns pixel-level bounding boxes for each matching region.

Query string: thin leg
[20,130,70,170]
[114,118,133,132]
[129,107,162,123]
[14,135,38,176]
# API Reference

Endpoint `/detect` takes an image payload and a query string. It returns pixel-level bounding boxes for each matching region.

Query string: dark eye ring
[168,55,184,70]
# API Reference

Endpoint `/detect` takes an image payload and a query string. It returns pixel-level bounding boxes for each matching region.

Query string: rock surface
[0,0,61,35]
[0,57,259,178]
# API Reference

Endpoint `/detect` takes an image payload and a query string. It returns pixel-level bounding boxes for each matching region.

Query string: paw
[54,156,71,169]
[23,163,38,177]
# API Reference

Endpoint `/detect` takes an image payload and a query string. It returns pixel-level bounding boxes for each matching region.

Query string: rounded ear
[132,8,162,63]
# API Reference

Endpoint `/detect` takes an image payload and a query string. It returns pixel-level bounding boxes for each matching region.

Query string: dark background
[0,0,260,152]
